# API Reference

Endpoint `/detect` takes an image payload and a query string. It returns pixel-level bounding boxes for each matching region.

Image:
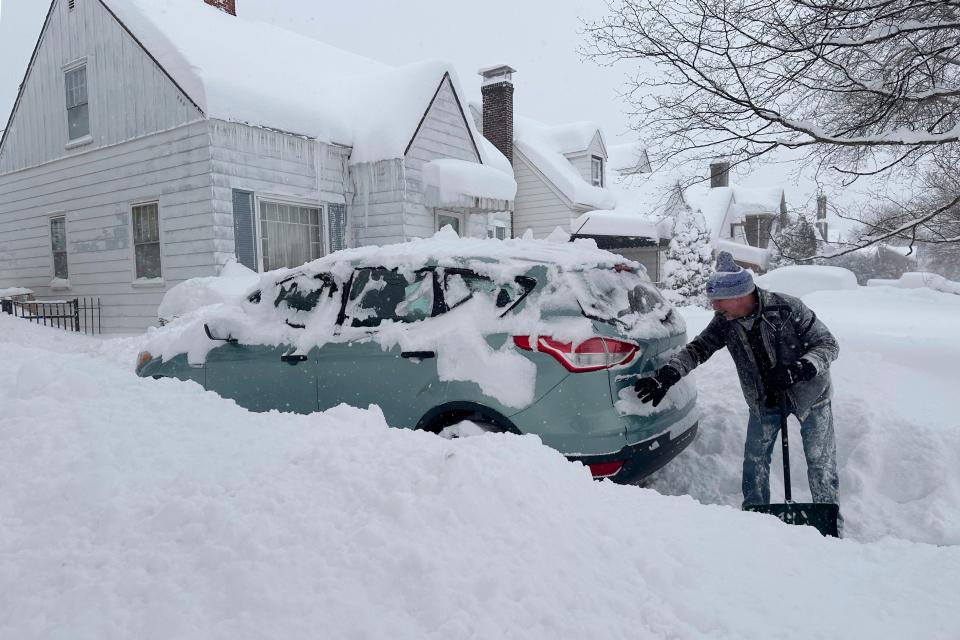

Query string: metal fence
[1,297,102,335]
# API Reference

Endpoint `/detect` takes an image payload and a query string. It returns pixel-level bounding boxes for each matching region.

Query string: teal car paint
[137,250,698,483]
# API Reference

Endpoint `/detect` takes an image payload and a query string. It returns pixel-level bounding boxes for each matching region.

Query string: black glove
[767,359,817,391]
[634,366,682,407]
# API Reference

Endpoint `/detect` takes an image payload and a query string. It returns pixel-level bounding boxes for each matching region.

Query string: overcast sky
[0,0,862,222]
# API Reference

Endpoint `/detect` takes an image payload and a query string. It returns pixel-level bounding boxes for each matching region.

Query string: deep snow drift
[1,281,959,638]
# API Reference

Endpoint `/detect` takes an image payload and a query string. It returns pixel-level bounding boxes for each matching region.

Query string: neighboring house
[469,67,669,277]
[570,146,686,283]
[0,0,514,333]
[470,66,615,240]
[683,162,788,273]
[569,211,666,282]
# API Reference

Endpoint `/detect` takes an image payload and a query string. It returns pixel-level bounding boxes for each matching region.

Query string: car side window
[255,272,341,329]
[272,272,338,312]
[346,268,434,327]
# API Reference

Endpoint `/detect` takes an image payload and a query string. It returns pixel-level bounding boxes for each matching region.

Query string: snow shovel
[743,393,840,538]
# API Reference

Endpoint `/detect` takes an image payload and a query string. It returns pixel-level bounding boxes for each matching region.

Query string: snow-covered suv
[137,234,698,483]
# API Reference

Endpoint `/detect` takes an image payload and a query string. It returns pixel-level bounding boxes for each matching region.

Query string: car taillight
[513,336,639,372]
[587,460,624,478]
[135,351,152,372]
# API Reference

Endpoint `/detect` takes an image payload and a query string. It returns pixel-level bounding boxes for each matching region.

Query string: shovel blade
[744,502,840,538]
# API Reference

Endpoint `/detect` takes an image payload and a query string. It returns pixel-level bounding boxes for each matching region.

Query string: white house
[469,66,616,240]
[683,162,787,273]
[0,0,515,332]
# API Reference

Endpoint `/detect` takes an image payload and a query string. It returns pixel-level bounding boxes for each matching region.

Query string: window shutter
[327,203,347,253]
[232,190,257,270]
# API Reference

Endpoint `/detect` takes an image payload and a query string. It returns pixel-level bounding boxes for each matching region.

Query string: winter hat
[706,251,755,300]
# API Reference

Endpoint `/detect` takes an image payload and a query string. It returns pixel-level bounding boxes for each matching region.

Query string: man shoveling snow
[635,251,841,521]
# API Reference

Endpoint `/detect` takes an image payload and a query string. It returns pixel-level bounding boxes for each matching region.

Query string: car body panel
[205,343,320,414]
[138,255,698,483]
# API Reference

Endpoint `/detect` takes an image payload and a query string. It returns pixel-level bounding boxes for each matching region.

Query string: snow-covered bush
[662,206,713,306]
[770,214,818,268]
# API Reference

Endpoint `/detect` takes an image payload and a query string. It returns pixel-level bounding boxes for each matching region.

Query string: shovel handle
[780,391,792,503]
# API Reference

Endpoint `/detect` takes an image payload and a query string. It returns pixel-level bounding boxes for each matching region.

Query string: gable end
[404,73,481,161]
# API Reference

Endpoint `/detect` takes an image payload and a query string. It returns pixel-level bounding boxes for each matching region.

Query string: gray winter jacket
[667,288,839,420]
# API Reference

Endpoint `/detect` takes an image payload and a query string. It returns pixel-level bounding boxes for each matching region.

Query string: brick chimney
[204,0,236,15]
[710,161,730,188]
[815,193,828,241]
[479,65,516,165]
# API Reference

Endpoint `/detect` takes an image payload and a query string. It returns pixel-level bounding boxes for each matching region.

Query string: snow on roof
[0,287,32,299]
[570,211,659,240]
[730,186,784,213]
[685,183,783,242]
[686,186,734,243]
[104,0,503,167]
[606,141,650,174]
[609,170,689,218]
[422,159,517,206]
[514,116,602,155]
[512,115,615,210]
[716,238,771,270]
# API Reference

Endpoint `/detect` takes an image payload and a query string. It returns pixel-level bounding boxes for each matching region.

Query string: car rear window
[441,269,535,314]
[569,267,666,325]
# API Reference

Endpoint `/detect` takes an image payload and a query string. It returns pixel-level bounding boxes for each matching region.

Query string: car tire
[417,403,517,437]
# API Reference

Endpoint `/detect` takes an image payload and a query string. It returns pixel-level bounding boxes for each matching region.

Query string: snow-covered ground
[1,283,958,638]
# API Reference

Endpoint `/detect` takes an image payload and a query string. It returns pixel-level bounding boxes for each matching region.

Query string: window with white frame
[259,201,323,271]
[50,216,68,280]
[591,156,604,188]
[132,203,162,279]
[64,65,89,141]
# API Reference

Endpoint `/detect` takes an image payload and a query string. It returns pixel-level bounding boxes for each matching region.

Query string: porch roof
[422,159,516,211]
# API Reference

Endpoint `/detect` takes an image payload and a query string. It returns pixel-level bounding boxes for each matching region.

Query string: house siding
[0,0,202,174]
[403,76,484,240]
[207,120,349,267]
[0,121,215,333]
[350,159,407,247]
[512,150,573,238]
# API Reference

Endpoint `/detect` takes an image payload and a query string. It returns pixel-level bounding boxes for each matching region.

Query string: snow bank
[756,264,859,298]
[1,314,958,638]
[867,271,960,295]
[651,286,960,546]
[157,260,260,323]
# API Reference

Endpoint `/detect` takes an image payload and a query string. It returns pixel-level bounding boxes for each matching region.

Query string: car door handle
[401,351,435,360]
[280,354,308,363]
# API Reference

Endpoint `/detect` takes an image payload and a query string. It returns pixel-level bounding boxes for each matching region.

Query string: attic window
[591,156,604,188]
[64,65,89,141]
